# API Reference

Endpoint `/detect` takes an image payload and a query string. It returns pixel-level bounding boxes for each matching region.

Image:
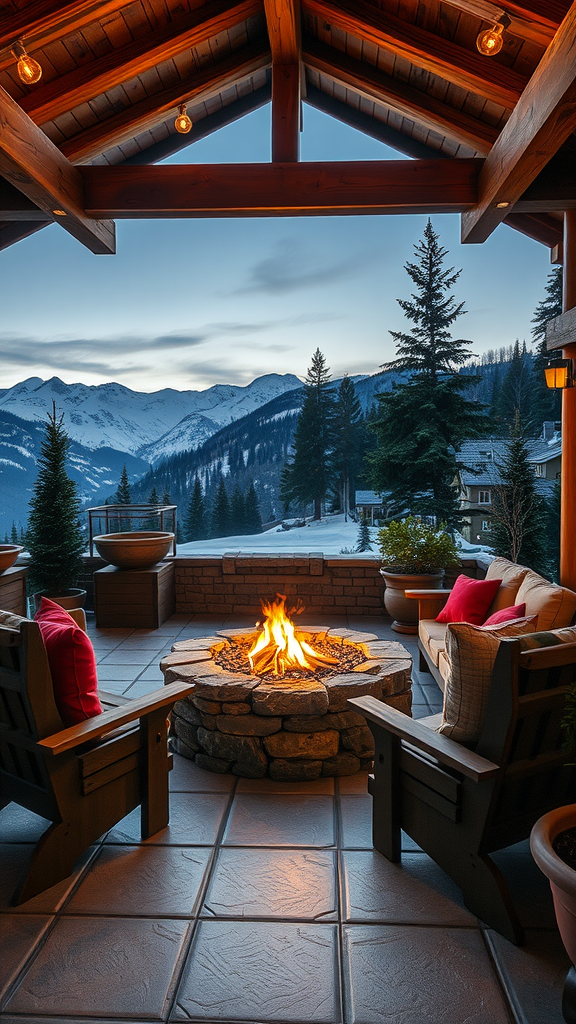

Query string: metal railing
[87,504,178,557]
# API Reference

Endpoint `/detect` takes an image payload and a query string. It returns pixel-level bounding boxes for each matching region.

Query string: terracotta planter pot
[34,589,87,612]
[531,805,576,1023]
[0,544,23,574]
[93,531,174,569]
[380,569,444,634]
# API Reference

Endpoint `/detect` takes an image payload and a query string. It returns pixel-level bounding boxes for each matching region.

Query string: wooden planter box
[94,562,175,628]
[0,565,28,616]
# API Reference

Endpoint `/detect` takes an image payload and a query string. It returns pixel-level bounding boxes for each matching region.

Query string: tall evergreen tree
[280,349,335,519]
[333,375,364,520]
[230,486,246,535]
[148,486,159,504]
[27,404,85,594]
[496,339,533,429]
[143,485,160,529]
[10,522,18,544]
[114,463,131,531]
[244,481,263,534]
[210,476,231,538]
[489,417,547,573]
[368,220,486,526]
[531,267,563,427]
[356,514,372,552]
[162,488,172,505]
[183,476,206,541]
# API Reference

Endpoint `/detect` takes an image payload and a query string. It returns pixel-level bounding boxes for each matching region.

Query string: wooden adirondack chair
[350,637,576,945]
[0,614,193,905]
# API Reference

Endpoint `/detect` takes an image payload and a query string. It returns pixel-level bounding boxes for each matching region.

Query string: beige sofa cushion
[438,650,450,690]
[438,616,539,744]
[515,570,576,630]
[485,558,529,616]
[419,619,447,667]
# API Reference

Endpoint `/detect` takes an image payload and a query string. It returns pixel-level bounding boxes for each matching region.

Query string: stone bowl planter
[0,544,23,574]
[380,569,444,634]
[93,531,174,569]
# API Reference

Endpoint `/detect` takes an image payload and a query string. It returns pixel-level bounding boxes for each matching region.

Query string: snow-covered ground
[177,514,495,560]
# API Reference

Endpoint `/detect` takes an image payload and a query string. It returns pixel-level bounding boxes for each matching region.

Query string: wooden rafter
[503,212,563,248]
[0,220,50,251]
[504,0,570,30]
[0,1,132,74]
[80,160,480,216]
[60,43,271,164]
[20,0,261,126]
[264,0,301,161]
[0,84,114,253]
[304,0,526,109]
[303,39,498,154]
[0,177,51,220]
[461,2,576,243]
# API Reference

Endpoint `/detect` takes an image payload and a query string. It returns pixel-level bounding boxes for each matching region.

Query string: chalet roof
[458,433,562,487]
[0,0,574,255]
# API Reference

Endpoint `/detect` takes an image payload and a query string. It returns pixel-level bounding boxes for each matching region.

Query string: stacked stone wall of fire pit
[161,628,412,780]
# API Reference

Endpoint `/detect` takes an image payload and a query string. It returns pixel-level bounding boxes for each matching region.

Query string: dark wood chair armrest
[404,589,452,621]
[39,682,194,755]
[349,695,500,782]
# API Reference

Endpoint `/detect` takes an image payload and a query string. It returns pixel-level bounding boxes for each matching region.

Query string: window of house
[478,490,491,504]
[534,464,544,477]
[481,520,491,532]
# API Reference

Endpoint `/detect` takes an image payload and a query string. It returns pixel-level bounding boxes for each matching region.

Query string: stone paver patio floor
[0,613,569,1023]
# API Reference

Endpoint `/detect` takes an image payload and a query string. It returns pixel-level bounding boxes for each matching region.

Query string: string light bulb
[476,13,511,56]
[174,103,192,134]
[10,40,42,84]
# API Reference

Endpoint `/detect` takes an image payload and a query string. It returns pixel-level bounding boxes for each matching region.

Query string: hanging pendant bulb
[174,103,192,134]
[476,13,511,56]
[11,40,42,84]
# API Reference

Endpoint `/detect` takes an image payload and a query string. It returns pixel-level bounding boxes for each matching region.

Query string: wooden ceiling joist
[304,0,526,109]
[264,0,301,161]
[303,39,498,154]
[0,177,52,220]
[0,219,50,252]
[81,159,480,217]
[503,212,563,248]
[462,2,576,244]
[0,1,132,74]
[19,0,261,127]
[504,0,570,31]
[59,42,271,164]
[0,84,114,253]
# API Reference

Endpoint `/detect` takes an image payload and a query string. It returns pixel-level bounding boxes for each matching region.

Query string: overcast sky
[0,104,553,393]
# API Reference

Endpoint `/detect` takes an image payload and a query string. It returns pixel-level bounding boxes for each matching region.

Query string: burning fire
[248,595,338,677]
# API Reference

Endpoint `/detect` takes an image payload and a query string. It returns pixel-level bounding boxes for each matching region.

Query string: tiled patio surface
[0,613,570,1023]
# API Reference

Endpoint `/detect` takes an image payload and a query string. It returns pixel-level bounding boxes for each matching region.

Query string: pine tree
[333,375,364,520]
[280,349,335,519]
[27,403,85,594]
[183,477,206,541]
[114,463,131,531]
[230,486,246,535]
[10,522,18,544]
[210,476,231,538]
[496,339,533,429]
[143,485,160,529]
[489,417,547,573]
[368,220,486,526]
[244,481,263,534]
[148,486,159,504]
[531,267,563,427]
[162,488,171,505]
[356,514,372,552]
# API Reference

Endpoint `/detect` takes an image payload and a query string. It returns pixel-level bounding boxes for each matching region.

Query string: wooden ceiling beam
[264,0,301,161]
[461,3,576,244]
[304,0,526,109]
[502,212,563,248]
[0,177,52,220]
[514,154,576,210]
[303,39,498,154]
[20,0,261,126]
[0,84,114,253]
[504,1,570,31]
[60,43,271,164]
[0,1,131,74]
[80,159,480,216]
[0,220,50,251]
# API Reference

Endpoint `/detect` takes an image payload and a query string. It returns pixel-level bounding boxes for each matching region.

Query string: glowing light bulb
[174,103,192,134]
[476,14,511,57]
[11,41,42,84]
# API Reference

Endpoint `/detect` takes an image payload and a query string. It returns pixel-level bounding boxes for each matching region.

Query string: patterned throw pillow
[438,616,539,744]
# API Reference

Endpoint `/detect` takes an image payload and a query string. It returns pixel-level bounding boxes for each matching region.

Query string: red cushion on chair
[35,598,102,726]
[483,603,527,626]
[435,574,502,626]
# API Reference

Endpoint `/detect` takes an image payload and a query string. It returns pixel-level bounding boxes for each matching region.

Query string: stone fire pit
[161,627,412,780]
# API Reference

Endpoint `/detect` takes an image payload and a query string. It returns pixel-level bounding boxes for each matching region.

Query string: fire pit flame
[248,594,338,677]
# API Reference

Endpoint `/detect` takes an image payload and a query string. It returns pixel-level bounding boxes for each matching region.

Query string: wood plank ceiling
[0,0,573,252]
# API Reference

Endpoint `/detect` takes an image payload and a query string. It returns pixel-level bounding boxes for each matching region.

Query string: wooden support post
[561,210,576,591]
[272,63,300,162]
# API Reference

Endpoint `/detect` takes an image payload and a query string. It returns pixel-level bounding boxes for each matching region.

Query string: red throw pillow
[35,598,102,727]
[483,603,527,627]
[435,574,502,626]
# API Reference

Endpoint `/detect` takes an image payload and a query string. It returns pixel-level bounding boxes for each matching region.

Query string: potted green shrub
[27,403,86,611]
[377,516,460,633]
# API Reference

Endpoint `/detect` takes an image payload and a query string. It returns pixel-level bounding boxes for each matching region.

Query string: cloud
[234,239,374,295]
[178,361,256,386]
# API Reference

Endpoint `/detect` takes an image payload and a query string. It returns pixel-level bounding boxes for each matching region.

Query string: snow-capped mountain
[0,373,303,458]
